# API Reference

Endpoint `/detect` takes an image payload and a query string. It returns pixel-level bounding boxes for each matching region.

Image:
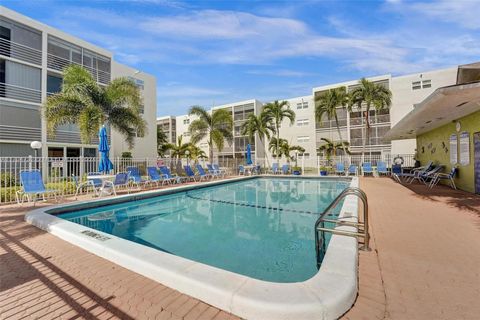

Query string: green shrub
[0,173,17,187]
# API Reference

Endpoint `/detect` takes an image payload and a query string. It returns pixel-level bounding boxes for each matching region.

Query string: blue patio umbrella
[98,126,113,173]
[246,143,253,165]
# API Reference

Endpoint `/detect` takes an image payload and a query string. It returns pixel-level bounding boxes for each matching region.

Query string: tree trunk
[335,114,347,156]
[276,120,280,161]
[362,106,370,162]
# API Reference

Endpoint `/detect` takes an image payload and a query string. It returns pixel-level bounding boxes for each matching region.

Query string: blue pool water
[59,177,349,283]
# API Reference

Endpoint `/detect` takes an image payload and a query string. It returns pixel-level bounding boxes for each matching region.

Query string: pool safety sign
[459,131,470,166]
[450,134,458,165]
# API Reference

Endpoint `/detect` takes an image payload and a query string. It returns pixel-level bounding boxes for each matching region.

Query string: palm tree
[261,100,295,159]
[188,144,207,163]
[166,135,191,159]
[44,65,146,148]
[157,126,170,157]
[317,138,350,164]
[315,86,349,154]
[268,138,305,163]
[241,113,275,166]
[188,106,233,161]
[349,78,392,157]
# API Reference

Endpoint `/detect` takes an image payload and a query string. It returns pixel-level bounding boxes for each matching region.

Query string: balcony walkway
[0,178,479,319]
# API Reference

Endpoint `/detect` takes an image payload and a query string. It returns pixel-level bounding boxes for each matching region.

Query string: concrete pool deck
[1,177,479,319]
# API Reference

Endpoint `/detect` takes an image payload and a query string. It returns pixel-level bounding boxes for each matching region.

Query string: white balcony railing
[47,53,111,84]
[0,38,42,65]
[0,82,42,103]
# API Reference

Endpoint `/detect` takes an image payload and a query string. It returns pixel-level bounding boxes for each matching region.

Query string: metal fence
[0,154,415,204]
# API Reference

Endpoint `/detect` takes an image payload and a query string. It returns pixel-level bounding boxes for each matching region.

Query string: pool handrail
[314,186,369,268]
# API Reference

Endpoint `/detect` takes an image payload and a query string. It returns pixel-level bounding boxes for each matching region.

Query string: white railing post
[301,155,305,173]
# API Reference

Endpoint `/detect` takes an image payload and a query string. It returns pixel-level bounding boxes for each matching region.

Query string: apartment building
[167,66,460,161]
[156,116,176,144]
[0,6,157,158]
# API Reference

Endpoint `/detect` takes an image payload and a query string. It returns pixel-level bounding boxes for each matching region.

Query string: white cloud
[410,1,480,29]
[246,69,318,77]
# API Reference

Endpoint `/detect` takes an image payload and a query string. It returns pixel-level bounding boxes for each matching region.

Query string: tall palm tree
[187,144,207,163]
[317,138,350,164]
[268,138,305,163]
[44,65,146,148]
[349,78,392,157]
[241,113,274,166]
[157,126,170,157]
[315,86,349,154]
[261,100,295,159]
[188,106,233,161]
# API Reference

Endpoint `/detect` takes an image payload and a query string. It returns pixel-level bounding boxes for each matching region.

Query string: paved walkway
[1,178,479,319]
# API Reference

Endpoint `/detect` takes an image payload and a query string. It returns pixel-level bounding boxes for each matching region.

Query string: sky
[3,0,480,116]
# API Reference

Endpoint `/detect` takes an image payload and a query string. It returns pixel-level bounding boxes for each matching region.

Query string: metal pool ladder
[315,187,370,268]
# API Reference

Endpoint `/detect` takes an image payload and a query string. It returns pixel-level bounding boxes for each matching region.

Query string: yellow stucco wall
[416,110,480,193]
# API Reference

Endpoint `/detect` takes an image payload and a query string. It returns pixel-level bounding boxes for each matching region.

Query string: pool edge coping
[25,175,359,320]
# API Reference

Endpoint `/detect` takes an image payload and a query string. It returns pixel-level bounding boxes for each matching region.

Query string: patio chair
[362,162,374,176]
[403,161,434,183]
[429,167,457,189]
[253,165,261,175]
[335,163,345,175]
[418,165,444,185]
[126,166,150,188]
[16,170,58,205]
[104,172,130,196]
[196,164,212,181]
[269,163,279,174]
[72,174,100,199]
[213,164,227,177]
[147,167,164,186]
[281,164,289,175]
[348,164,358,176]
[184,165,198,182]
[391,164,403,183]
[377,161,389,176]
[159,166,184,184]
[238,165,246,175]
[207,164,222,179]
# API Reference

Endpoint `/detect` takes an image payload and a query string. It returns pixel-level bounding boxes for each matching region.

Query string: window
[183,132,190,137]
[422,79,431,89]
[183,118,190,125]
[412,79,431,90]
[296,101,308,109]
[299,153,310,159]
[297,136,310,143]
[47,74,62,94]
[296,119,309,126]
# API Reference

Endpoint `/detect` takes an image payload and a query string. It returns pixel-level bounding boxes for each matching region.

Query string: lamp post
[30,141,42,170]
[30,141,42,157]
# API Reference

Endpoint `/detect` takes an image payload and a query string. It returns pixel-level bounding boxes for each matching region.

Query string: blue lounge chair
[362,162,374,176]
[72,175,100,199]
[402,161,434,183]
[429,167,457,189]
[184,165,197,181]
[213,164,227,177]
[126,166,149,188]
[196,164,212,181]
[335,163,345,175]
[281,164,289,175]
[207,164,222,179]
[147,167,164,186]
[348,164,358,176]
[411,165,444,185]
[377,161,389,176]
[16,170,58,205]
[104,172,130,195]
[159,166,183,184]
[238,165,246,175]
[270,163,279,174]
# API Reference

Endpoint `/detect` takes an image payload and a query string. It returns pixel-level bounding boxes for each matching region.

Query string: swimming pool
[26,175,360,320]
[58,177,349,283]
